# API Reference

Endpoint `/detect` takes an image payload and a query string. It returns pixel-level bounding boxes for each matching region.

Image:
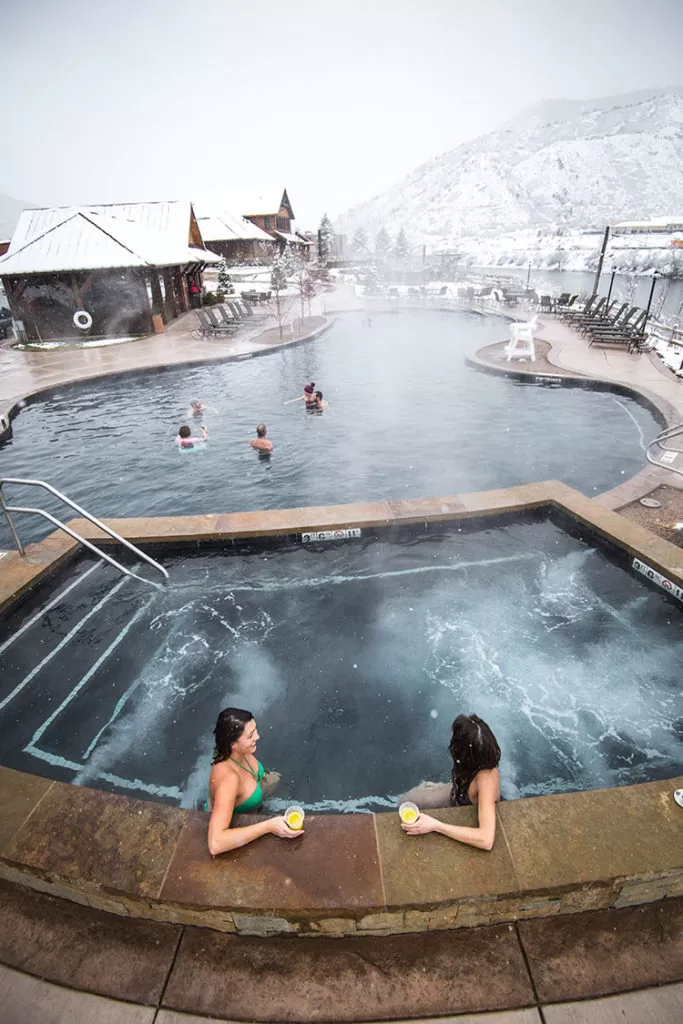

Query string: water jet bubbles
[353,663,358,669]
[430,708,438,719]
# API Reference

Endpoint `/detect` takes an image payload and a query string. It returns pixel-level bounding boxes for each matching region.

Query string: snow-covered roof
[194,207,274,243]
[0,201,216,275]
[274,230,304,245]
[613,216,683,229]
[205,189,294,218]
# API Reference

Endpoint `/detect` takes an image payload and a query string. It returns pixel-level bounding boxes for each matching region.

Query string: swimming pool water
[0,310,660,546]
[1,517,681,811]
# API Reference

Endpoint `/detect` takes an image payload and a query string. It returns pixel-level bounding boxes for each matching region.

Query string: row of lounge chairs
[556,294,649,352]
[193,299,265,339]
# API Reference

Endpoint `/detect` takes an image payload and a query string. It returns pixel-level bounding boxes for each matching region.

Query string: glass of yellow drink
[284,804,305,830]
[399,801,420,824]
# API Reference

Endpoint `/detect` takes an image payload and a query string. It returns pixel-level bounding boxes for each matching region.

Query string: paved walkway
[0,879,681,1023]
[2,968,682,1024]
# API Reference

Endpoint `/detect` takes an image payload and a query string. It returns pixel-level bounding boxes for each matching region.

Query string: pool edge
[1,484,682,936]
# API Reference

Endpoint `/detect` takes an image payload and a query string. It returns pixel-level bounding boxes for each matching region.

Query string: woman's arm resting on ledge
[208,774,302,855]
[401,771,498,851]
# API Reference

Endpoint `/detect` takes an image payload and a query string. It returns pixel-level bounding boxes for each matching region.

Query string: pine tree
[375,227,392,260]
[393,228,410,262]
[352,227,369,256]
[318,213,335,263]
[217,258,234,298]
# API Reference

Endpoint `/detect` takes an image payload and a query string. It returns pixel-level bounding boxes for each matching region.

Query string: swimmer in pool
[176,424,208,449]
[187,400,216,418]
[285,382,317,407]
[400,714,501,851]
[208,707,299,854]
[311,390,327,411]
[249,423,273,453]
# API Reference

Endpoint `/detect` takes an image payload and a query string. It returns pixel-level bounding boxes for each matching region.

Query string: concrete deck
[0,878,681,1022]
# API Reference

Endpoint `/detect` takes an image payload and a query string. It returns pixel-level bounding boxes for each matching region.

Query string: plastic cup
[284,804,305,830]
[399,801,420,824]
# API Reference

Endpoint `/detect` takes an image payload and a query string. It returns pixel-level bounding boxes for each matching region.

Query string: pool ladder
[645,423,683,480]
[0,477,169,588]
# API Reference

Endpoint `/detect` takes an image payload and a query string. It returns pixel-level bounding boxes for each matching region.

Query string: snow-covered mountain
[0,193,35,240]
[336,90,683,246]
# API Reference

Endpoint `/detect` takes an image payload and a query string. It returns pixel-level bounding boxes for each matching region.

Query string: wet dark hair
[449,714,501,806]
[256,423,267,437]
[178,425,191,438]
[315,390,323,400]
[213,707,254,764]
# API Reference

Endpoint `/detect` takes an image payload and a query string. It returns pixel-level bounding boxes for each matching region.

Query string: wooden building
[0,201,219,342]
[196,189,312,263]
[194,207,277,263]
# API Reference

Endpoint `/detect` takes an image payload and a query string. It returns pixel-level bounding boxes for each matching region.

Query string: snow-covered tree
[352,227,370,256]
[375,227,392,260]
[362,265,380,296]
[290,251,316,320]
[318,214,335,263]
[268,249,296,339]
[393,227,410,262]
[216,258,234,297]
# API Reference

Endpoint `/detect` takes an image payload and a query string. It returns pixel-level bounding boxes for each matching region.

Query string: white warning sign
[632,557,683,602]
[301,528,362,543]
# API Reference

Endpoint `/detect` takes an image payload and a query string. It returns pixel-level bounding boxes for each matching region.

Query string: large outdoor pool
[0,310,660,546]
[0,516,681,811]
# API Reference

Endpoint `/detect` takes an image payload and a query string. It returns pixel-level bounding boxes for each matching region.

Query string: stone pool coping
[1,483,682,936]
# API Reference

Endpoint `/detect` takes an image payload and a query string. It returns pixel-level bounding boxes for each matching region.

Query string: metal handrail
[0,477,169,586]
[645,423,683,480]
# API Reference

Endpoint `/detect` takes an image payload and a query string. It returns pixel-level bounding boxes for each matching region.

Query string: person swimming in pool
[400,714,501,851]
[310,389,327,411]
[187,400,209,417]
[208,707,300,854]
[176,424,208,449]
[285,382,317,407]
[249,423,273,453]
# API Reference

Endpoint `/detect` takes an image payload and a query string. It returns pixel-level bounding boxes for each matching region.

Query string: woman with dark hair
[400,714,501,850]
[207,707,303,855]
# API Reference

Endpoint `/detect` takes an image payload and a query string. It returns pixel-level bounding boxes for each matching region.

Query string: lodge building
[0,201,219,343]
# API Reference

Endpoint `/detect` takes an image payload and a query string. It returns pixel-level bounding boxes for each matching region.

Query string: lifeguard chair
[506,314,539,362]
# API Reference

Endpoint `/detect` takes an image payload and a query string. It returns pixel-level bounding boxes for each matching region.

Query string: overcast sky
[2,0,682,226]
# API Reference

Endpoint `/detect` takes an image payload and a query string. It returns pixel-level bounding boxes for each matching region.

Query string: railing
[645,424,683,480]
[0,478,169,588]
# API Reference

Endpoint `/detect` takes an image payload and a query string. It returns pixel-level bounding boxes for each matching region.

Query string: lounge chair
[579,302,629,336]
[195,308,238,338]
[588,310,648,351]
[562,294,599,323]
[215,305,240,329]
[586,306,639,343]
[556,294,577,316]
[566,296,608,330]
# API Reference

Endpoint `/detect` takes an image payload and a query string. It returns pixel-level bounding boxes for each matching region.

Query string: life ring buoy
[73,309,92,331]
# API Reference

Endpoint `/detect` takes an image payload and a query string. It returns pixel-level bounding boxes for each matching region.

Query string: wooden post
[592,226,610,297]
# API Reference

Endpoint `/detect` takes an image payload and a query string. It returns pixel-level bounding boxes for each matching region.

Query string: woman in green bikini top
[207,707,304,856]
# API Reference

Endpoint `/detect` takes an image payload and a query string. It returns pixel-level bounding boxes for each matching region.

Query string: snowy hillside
[0,193,35,240]
[336,91,683,248]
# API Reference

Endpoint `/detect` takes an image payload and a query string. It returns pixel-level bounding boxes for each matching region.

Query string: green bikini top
[231,757,265,813]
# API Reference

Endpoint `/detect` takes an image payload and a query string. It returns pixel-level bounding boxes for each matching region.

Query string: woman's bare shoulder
[209,760,238,793]
[471,767,500,801]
